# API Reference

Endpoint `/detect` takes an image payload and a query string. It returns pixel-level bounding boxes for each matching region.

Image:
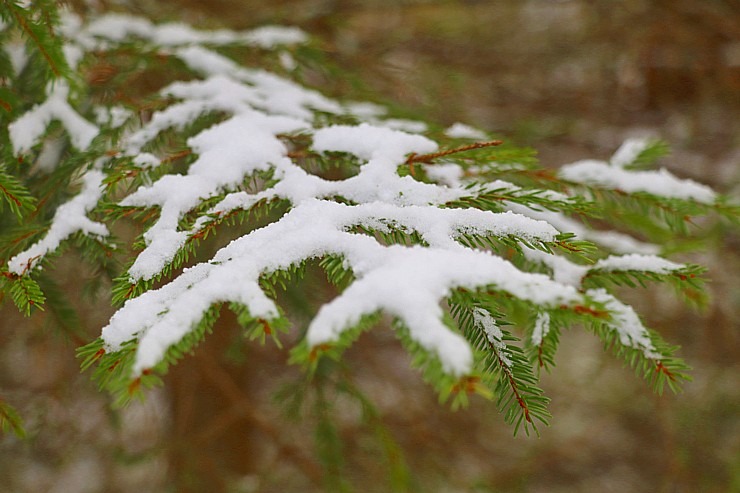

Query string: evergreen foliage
[0,2,736,459]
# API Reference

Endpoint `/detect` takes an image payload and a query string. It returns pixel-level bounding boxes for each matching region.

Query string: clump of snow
[94,105,131,128]
[531,312,551,346]
[424,163,464,188]
[11,12,717,380]
[8,166,109,274]
[523,248,588,287]
[610,137,653,168]
[8,82,98,155]
[344,102,386,119]
[103,196,582,376]
[472,308,512,367]
[445,122,489,140]
[78,14,307,49]
[172,47,343,117]
[4,41,28,76]
[507,202,659,255]
[121,112,308,280]
[241,26,308,48]
[559,159,716,204]
[593,254,684,274]
[278,51,297,71]
[375,118,428,134]
[313,123,437,162]
[587,289,660,358]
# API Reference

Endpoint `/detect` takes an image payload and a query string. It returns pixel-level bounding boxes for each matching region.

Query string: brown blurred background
[1,1,738,492]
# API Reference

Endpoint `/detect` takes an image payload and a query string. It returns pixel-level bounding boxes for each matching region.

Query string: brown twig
[9,3,61,77]
[405,140,503,165]
[161,149,193,164]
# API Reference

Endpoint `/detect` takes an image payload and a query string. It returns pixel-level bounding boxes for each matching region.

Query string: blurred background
[1,1,738,492]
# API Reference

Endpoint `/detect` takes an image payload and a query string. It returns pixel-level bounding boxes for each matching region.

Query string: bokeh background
[1,1,738,492]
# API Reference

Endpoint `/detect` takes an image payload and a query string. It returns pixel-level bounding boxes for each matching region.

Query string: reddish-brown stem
[161,149,192,164]
[405,140,503,165]
[655,361,677,382]
[10,5,61,77]
[0,183,23,209]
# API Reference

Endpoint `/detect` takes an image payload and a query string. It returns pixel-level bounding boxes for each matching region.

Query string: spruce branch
[404,139,503,165]
[0,399,26,439]
[1,8,734,442]
[2,0,68,79]
[0,169,35,218]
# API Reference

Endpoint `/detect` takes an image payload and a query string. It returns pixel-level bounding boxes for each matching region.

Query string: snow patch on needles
[8,82,99,155]
[472,308,512,368]
[79,13,308,49]
[593,254,684,274]
[13,11,710,385]
[104,198,581,376]
[610,137,653,168]
[8,167,109,275]
[559,159,716,204]
[445,122,489,140]
[507,203,659,255]
[587,289,660,358]
[531,312,551,347]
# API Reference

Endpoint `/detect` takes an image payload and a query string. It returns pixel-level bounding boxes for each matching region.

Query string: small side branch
[8,3,61,77]
[405,140,503,165]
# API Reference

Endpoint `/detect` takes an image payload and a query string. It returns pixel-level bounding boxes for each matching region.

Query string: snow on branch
[559,159,716,203]
[5,9,726,408]
[8,81,99,155]
[103,198,581,376]
[8,165,109,275]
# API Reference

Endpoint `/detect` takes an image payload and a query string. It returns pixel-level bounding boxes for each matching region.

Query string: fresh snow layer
[79,13,307,49]
[593,254,684,274]
[8,168,109,274]
[103,199,582,376]
[312,123,437,161]
[507,202,660,255]
[8,82,98,155]
[610,137,653,168]
[472,308,512,367]
[587,289,660,358]
[531,312,551,347]
[445,122,488,140]
[17,12,713,378]
[559,159,716,204]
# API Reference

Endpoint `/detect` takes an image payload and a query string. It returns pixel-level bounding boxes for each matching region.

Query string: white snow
[122,112,308,280]
[278,51,297,71]
[104,198,582,376]
[507,202,660,255]
[559,159,716,204]
[94,105,131,128]
[375,118,428,133]
[593,254,684,274]
[472,308,512,367]
[79,14,307,49]
[445,122,488,140]
[531,312,551,347]
[8,82,99,155]
[610,137,653,168]
[8,167,109,274]
[313,123,437,161]
[241,26,308,48]
[11,12,715,379]
[587,289,660,358]
[523,248,588,287]
[4,41,28,76]
[424,163,464,187]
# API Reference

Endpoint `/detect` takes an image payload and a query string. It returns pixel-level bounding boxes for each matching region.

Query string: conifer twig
[6,1,61,77]
[405,140,503,165]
